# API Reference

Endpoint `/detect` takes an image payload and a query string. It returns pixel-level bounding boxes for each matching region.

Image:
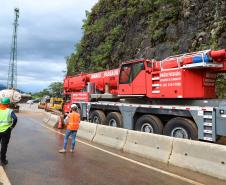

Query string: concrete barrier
[42,112,51,123]
[18,103,27,111]
[77,121,97,142]
[123,130,173,163]
[18,103,44,113]
[93,125,128,150]
[169,138,226,181]
[46,114,59,128]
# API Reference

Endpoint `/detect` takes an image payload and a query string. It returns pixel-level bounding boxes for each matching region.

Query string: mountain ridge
[0,84,6,90]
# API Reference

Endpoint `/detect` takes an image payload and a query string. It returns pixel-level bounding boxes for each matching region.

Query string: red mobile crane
[63,49,226,142]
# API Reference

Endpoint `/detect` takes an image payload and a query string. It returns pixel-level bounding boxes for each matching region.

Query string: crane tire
[106,112,123,128]
[135,115,163,134]
[163,117,198,140]
[90,110,106,125]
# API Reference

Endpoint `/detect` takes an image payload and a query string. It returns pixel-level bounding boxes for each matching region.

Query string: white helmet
[71,104,78,109]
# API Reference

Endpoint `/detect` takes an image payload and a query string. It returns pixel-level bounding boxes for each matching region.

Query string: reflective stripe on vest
[0,108,13,132]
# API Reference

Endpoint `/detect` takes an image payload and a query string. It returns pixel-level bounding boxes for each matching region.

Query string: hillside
[66,0,226,96]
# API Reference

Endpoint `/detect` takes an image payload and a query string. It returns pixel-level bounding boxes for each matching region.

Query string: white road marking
[0,166,11,185]
[41,123,203,185]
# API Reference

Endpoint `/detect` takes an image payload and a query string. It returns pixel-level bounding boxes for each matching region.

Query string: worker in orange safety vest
[59,104,80,153]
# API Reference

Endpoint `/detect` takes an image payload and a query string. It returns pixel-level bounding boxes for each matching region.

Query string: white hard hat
[71,104,78,109]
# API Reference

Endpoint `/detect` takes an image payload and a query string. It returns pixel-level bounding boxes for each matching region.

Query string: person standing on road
[0,97,17,165]
[59,104,80,153]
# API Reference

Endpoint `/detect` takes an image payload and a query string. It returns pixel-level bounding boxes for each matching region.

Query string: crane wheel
[163,117,198,140]
[135,115,163,134]
[106,112,123,128]
[90,110,106,125]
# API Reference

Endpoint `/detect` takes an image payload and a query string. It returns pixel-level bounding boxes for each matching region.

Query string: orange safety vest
[66,112,80,130]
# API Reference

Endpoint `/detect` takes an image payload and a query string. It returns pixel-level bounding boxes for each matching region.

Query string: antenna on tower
[7,8,19,89]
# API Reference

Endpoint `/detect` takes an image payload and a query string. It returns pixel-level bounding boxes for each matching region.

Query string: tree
[32,82,63,99]
[48,82,63,97]
[32,88,50,99]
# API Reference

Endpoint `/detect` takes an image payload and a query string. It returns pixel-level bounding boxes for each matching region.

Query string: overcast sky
[0,0,98,93]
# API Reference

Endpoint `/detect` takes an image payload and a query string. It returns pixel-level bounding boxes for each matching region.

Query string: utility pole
[7,8,19,89]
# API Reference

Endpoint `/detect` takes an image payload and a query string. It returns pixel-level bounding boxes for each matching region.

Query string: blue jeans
[63,130,77,150]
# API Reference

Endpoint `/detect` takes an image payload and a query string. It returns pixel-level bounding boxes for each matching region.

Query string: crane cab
[118,59,151,95]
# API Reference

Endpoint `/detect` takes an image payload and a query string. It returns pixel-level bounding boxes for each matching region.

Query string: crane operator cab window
[119,64,132,84]
[132,62,145,79]
[119,62,145,84]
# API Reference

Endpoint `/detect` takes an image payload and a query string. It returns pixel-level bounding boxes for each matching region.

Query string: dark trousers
[0,128,11,161]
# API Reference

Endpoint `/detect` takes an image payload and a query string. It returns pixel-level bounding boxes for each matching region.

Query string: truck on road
[38,97,50,109]
[63,49,226,142]
[0,89,21,112]
[46,97,63,112]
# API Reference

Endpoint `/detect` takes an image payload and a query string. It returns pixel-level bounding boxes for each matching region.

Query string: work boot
[58,149,66,153]
[1,160,8,165]
[70,149,74,153]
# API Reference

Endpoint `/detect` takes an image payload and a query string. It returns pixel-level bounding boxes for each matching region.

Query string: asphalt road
[3,111,226,185]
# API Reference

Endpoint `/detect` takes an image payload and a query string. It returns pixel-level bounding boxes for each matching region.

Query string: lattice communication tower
[7,8,19,89]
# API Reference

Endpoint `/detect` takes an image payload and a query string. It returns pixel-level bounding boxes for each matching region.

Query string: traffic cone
[58,116,63,129]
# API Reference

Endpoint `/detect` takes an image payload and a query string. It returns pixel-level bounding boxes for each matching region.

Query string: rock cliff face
[67,0,226,75]
[145,0,226,58]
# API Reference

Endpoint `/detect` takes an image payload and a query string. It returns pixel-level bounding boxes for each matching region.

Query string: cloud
[0,59,66,92]
[0,0,98,92]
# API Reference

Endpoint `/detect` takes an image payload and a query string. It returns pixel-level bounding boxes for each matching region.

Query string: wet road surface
[3,112,226,185]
